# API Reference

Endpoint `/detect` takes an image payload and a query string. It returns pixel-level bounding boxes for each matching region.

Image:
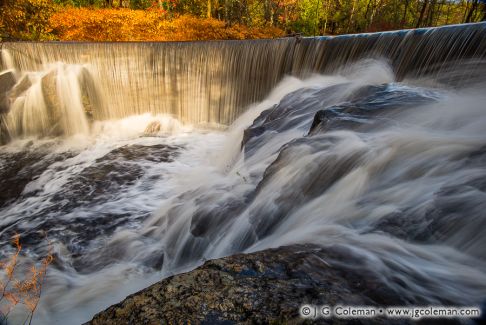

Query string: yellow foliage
[49,8,284,41]
[0,0,55,40]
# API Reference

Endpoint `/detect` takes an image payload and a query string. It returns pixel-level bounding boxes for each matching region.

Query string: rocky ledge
[88,244,418,325]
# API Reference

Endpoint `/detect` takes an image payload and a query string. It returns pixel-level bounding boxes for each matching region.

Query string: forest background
[1,0,486,42]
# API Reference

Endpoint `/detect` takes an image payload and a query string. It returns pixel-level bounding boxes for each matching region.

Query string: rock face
[0,71,16,113]
[0,116,10,145]
[0,71,16,144]
[88,244,410,325]
[40,71,65,136]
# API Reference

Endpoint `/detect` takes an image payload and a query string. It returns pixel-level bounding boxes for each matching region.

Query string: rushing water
[1,23,486,324]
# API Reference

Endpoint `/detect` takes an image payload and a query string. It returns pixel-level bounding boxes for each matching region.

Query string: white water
[1,58,486,324]
[1,114,225,323]
[1,62,100,139]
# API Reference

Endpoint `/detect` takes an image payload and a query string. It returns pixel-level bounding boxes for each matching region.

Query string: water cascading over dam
[1,22,486,141]
[1,23,486,324]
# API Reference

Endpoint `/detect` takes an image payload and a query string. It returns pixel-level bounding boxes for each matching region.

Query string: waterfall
[1,23,486,324]
[1,23,486,142]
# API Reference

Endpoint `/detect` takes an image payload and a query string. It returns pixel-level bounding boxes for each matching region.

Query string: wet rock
[0,143,181,266]
[89,244,411,325]
[370,145,486,259]
[101,144,180,163]
[40,69,98,134]
[242,84,438,157]
[476,300,486,324]
[144,121,161,136]
[0,145,74,207]
[7,74,31,100]
[44,144,179,212]
[79,67,102,119]
[0,75,33,144]
[0,71,16,113]
[0,114,11,145]
[41,71,64,136]
[241,125,265,149]
[309,109,333,134]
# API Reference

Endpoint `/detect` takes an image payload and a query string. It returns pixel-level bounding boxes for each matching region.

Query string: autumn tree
[4,0,486,40]
[0,0,56,40]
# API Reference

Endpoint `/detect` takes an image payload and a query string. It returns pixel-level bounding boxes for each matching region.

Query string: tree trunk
[323,0,330,34]
[416,0,428,28]
[402,0,410,27]
[364,0,373,30]
[434,0,445,26]
[346,0,356,33]
[368,0,382,30]
[462,0,470,23]
[466,0,479,23]
[444,0,452,24]
[264,0,271,24]
[427,0,437,26]
[207,0,211,18]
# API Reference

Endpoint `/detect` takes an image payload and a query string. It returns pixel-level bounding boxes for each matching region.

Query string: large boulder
[79,67,102,120]
[40,70,64,136]
[0,71,16,113]
[88,244,409,325]
[40,68,101,133]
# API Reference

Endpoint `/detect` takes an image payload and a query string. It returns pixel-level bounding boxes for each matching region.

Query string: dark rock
[241,125,265,149]
[0,144,73,207]
[0,114,11,145]
[0,71,16,113]
[241,84,438,159]
[475,300,486,324]
[100,144,180,163]
[88,244,411,325]
[370,145,486,259]
[0,143,181,272]
[309,110,332,134]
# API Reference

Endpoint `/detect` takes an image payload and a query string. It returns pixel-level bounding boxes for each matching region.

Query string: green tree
[292,0,322,35]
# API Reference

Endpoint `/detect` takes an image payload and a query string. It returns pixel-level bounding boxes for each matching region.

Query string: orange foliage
[0,234,53,324]
[49,8,284,41]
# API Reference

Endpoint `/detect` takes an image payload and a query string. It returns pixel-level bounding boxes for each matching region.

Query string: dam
[0,23,486,324]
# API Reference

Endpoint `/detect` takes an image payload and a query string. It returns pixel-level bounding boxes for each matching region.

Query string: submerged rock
[0,144,74,207]
[89,244,411,324]
[144,121,161,136]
